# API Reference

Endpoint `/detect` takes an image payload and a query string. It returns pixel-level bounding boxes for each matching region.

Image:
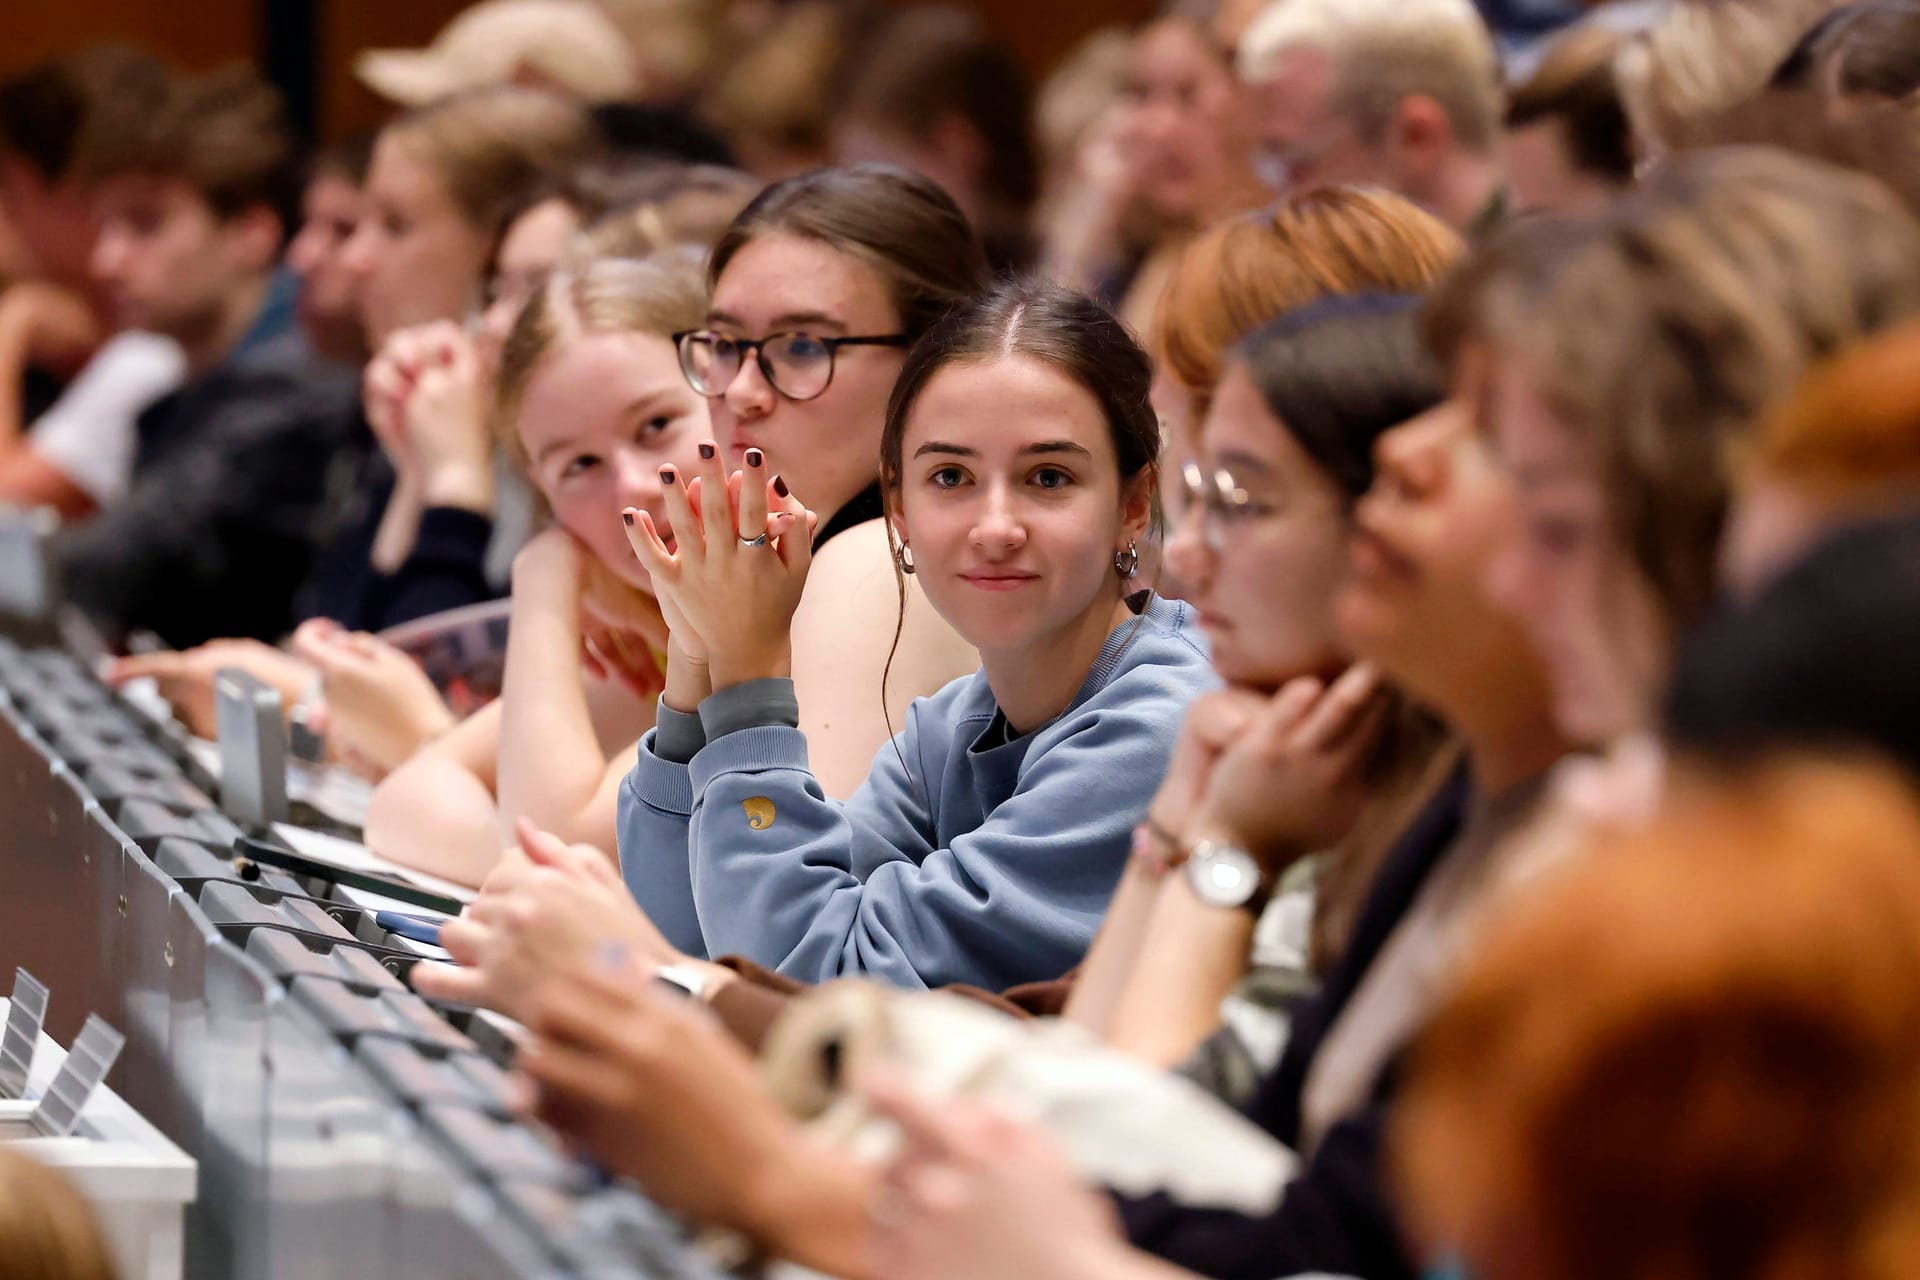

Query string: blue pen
[374,911,446,947]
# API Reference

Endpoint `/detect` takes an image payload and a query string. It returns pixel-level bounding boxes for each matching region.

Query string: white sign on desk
[0,968,48,1099]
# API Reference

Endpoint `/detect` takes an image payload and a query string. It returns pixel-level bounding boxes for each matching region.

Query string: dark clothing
[22,365,64,425]
[1116,766,1473,1280]
[298,437,499,633]
[813,483,884,552]
[51,313,359,648]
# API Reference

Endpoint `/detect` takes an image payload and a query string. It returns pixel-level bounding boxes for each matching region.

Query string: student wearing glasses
[661,165,987,799]
[618,279,1216,990]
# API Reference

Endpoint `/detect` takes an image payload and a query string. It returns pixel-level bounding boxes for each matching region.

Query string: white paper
[269,823,476,905]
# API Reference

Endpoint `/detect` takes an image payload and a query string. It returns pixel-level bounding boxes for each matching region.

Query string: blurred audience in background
[9,5,1920,1280]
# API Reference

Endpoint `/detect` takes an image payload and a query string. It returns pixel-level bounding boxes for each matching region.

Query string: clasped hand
[1147,663,1392,878]
[363,321,494,508]
[622,442,817,691]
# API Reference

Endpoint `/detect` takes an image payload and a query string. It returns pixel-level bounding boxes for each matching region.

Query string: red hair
[1399,759,1920,1280]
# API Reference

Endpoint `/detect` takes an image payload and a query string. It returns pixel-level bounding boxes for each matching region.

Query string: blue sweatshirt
[618,593,1217,991]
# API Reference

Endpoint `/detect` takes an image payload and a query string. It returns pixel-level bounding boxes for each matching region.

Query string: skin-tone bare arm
[495,529,660,853]
[1065,689,1265,1036]
[363,655,652,888]
[1103,877,1259,1066]
[364,699,508,885]
[0,450,95,519]
[1062,856,1178,1037]
[789,519,977,799]
[1100,668,1389,1066]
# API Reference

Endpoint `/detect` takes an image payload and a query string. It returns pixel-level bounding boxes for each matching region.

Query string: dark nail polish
[746,448,764,468]
[772,474,789,498]
[698,442,716,460]
[660,466,676,484]
[622,511,635,526]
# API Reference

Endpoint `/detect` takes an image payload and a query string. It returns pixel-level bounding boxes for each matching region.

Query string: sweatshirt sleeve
[616,729,706,956]
[684,694,1169,992]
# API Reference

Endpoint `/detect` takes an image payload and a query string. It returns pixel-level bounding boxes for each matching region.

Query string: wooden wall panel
[962,0,1157,74]
[0,0,256,74]
[320,0,475,141]
[0,0,1156,141]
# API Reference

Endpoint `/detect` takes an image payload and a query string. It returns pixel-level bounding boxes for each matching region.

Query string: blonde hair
[1035,28,1134,171]
[1616,0,1853,150]
[383,85,597,239]
[573,167,760,262]
[1450,146,1920,626]
[494,254,708,470]
[1399,758,1920,1280]
[1237,0,1503,151]
[0,1149,119,1280]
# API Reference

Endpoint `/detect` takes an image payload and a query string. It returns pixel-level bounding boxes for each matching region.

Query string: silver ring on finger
[737,531,770,549]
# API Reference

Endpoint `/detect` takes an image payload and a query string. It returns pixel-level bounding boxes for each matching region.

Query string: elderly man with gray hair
[1238,0,1510,234]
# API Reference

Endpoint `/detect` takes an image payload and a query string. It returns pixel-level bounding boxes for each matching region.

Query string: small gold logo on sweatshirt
[743,797,776,829]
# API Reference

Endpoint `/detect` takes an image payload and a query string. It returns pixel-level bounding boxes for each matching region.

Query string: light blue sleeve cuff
[698,677,800,741]
[631,729,695,814]
[652,702,707,765]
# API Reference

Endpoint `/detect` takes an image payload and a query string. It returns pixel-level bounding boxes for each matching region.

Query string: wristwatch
[1184,840,1270,914]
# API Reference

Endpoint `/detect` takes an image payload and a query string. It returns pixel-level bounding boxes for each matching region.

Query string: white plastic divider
[0,995,196,1280]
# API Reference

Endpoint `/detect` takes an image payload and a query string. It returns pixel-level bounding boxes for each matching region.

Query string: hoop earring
[895,543,916,575]
[1114,540,1140,579]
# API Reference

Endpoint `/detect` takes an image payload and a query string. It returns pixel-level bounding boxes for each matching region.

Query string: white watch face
[1189,845,1260,908]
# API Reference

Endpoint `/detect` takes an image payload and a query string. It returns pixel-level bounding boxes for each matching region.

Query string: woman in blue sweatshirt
[618,279,1217,991]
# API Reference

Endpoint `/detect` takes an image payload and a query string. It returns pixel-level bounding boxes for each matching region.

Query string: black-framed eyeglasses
[674,329,909,403]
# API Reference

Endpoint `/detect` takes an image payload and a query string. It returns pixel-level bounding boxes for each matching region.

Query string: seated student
[316,85,598,629]
[1459,148,1920,770]
[363,255,710,880]
[640,164,988,799]
[1502,24,1637,216]
[1398,760,1920,1280]
[48,65,360,650]
[621,279,1214,990]
[285,137,372,368]
[107,86,597,734]
[1068,298,1459,1076]
[292,169,758,778]
[0,46,178,518]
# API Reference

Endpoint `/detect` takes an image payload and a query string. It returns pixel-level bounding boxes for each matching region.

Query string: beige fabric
[355,0,639,105]
[760,984,1299,1214]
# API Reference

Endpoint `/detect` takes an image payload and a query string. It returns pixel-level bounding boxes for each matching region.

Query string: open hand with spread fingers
[621,440,817,692]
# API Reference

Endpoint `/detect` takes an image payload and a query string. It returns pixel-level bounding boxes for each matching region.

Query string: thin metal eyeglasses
[674,329,909,403]
[1176,459,1275,550]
